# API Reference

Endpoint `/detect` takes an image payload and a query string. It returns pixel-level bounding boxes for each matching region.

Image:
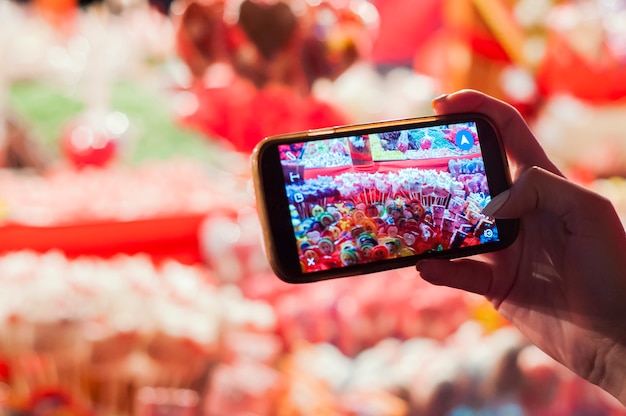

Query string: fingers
[482,166,612,232]
[432,90,562,177]
[416,258,494,296]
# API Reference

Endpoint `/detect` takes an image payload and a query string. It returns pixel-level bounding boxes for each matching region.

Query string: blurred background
[0,0,625,414]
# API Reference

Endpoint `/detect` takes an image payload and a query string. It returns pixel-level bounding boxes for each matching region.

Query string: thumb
[483,166,610,229]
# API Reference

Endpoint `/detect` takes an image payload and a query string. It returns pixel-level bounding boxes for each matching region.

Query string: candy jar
[347,135,374,170]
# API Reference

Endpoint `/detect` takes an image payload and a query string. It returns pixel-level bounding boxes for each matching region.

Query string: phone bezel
[253,112,519,283]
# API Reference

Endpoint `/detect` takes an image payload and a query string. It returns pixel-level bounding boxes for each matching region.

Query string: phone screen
[276,121,501,274]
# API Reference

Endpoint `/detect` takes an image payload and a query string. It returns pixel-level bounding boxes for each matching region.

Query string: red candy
[61,120,119,169]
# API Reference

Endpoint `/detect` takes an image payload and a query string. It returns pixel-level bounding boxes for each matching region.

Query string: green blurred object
[8,80,219,165]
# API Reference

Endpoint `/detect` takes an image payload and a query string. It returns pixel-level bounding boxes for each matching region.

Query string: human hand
[416,90,626,404]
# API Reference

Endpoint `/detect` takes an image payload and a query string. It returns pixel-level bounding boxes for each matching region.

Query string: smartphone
[253,113,518,283]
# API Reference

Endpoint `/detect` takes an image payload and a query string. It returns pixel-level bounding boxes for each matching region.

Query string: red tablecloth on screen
[303,154,476,180]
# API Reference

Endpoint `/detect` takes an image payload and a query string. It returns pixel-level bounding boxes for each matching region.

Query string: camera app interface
[279,122,500,273]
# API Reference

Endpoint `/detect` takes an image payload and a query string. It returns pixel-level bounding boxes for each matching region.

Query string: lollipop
[340,249,360,266]
[369,245,389,261]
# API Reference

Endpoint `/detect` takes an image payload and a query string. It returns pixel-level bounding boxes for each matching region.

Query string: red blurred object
[173,0,377,89]
[0,214,207,265]
[182,80,349,153]
[536,33,626,104]
[61,122,118,169]
[33,0,78,33]
[174,0,235,79]
[173,0,375,152]
[0,358,9,383]
[29,386,92,416]
[371,0,443,66]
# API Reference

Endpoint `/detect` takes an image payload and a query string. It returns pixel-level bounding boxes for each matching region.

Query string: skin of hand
[416,90,626,405]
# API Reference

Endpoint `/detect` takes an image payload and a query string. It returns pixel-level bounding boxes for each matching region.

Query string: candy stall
[0,0,625,415]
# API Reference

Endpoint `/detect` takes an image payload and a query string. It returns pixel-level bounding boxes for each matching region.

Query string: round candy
[365,204,378,217]
[389,208,403,221]
[341,241,356,251]
[307,230,322,243]
[403,232,416,247]
[352,209,366,224]
[327,225,342,240]
[318,238,335,255]
[359,218,378,234]
[357,233,377,249]
[351,226,365,240]
[311,205,325,217]
[338,218,354,232]
[340,249,359,266]
[404,219,419,232]
[372,217,386,228]
[303,249,319,263]
[360,242,375,257]
[383,238,402,255]
[370,245,389,261]
[318,213,335,227]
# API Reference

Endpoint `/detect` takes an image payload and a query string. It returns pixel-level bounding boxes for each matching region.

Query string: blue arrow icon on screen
[455,130,474,151]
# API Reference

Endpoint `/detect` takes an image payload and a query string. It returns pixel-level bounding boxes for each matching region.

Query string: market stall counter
[0,214,208,265]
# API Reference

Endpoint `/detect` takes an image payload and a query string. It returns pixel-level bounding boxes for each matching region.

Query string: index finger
[433,90,562,177]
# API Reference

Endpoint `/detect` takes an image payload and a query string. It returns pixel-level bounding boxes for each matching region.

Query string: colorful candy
[288,154,501,271]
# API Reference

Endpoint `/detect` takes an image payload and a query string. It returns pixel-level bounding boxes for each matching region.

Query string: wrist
[592,340,626,406]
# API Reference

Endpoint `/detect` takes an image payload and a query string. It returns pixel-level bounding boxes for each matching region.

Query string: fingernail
[431,93,448,109]
[483,189,510,217]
